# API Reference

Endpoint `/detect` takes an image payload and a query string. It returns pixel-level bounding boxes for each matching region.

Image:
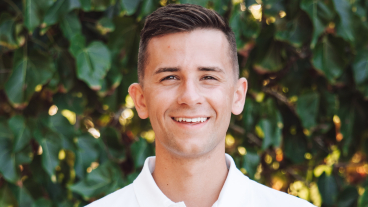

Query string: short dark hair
[138,4,239,83]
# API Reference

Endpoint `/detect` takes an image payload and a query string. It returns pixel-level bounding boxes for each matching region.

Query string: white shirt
[86,154,315,207]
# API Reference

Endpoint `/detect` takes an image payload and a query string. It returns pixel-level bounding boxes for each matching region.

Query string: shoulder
[248,179,315,207]
[85,184,138,207]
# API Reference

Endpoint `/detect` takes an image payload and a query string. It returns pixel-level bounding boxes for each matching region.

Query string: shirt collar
[133,154,252,207]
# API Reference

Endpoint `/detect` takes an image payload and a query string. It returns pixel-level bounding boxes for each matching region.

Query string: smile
[172,117,209,123]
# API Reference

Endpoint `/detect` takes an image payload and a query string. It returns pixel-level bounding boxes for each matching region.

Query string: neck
[152,142,228,207]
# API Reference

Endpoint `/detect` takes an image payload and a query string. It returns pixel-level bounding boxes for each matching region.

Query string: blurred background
[0,0,368,206]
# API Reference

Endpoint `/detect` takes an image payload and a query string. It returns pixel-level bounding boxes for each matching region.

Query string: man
[87,4,315,207]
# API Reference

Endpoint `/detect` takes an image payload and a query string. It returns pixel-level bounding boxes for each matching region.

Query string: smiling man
[87,4,315,207]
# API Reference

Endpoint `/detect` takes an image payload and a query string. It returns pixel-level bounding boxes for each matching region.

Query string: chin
[165,137,220,158]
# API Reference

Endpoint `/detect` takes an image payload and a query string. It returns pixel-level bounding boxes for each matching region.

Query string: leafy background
[0,0,368,206]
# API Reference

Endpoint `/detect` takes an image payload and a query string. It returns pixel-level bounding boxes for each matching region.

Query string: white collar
[132,154,252,207]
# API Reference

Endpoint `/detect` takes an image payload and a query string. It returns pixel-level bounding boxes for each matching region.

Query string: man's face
[130,29,247,158]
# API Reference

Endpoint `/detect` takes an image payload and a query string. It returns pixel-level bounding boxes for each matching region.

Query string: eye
[201,76,217,81]
[161,75,178,81]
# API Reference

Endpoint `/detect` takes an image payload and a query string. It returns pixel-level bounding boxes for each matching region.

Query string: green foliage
[0,0,367,206]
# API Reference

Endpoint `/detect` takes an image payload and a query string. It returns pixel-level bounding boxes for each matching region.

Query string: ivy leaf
[131,137,148,168]
[242,148,260,179]
[318,172,338,206]
[332,0,355,43]
[43,0,70,26]
[0,138,18,183]
[121,0,142,15]
[352,49,368,85]
[0,184,17,206]
[69,161,121,198]
[75,133,99,179]
[60,12,81,40]
[139,0,159,18]
[32,198,52,207]
[296,92,320,129]
[358,186,368,207]
[275,13,312,47]
[229,6,261,48]
[337,186,359,207]
[311,35,348,83]
[100,127,126,162]
[300,0,335,48]
[0,13,20,49]
[70,36,111,90]
[55,50,76,92]
[9,185,34,207]
[180,0,208,7]
[8,115,32,152]
[33,117,62,177]
[284,134,307,164]
[23,0,54,32]
[53,92,85,114]
[4,49,56,108]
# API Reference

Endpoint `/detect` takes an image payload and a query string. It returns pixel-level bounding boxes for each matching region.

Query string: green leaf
[352,49,368,85]
[79,0,92,11]
[139,0,159,18]
[43,0,70,26]
[71,40,111,90]
[4,49,56,108]
[242,149,260,179]
[275,13,312,47]
[242,98,258,131]
[69,161,121,198]
[53,92,85,114]
[33,118,62,177]
[332,0,355,43]
[32,198,52,207]
[23,0,54,32]
[9,185,35,207]
[311,35,348,83]
[0,138,18,183]
[96,17,115,35]
[121,0,141,15]
[337,186,359,207]
[54,50,76,92]
[0,13,20,49]
[296,92,320,129]
[0,184,17,207]
[229,6,261,48]
[15,145,33,165]
[75,133,99,179]
[100,127,126,161]
[59,12,81,40]
[358,186,368,207]
[8,115,32,152]
[180,0,208,7]
[213,0,231,16]
[131,137,148,168]
[284,134,307,164]
[318,172,338,206]
[300,0,335,47]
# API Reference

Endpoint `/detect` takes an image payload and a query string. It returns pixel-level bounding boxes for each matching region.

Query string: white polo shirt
[86,154,315,207]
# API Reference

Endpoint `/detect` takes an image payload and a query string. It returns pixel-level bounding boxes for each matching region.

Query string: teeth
[174,117,208,123]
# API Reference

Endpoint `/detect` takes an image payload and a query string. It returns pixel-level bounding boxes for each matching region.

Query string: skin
[129,29,248,207]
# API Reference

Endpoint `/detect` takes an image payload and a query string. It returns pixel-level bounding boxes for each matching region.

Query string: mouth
[171,117,210,124]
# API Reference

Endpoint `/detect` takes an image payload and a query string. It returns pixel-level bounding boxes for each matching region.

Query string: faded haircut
[138,4,239,84]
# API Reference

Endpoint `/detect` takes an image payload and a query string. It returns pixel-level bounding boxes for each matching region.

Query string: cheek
[205,86,234,117]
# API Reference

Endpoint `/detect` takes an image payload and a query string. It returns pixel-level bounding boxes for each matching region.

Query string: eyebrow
[198,66,225,74]
[154,66,225,74]
[154,67,180,74]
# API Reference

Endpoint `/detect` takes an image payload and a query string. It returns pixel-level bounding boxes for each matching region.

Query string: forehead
[144,29,233,76]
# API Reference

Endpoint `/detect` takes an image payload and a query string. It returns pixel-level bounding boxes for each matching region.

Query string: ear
[231,77,248,115]
[128,83,149,119]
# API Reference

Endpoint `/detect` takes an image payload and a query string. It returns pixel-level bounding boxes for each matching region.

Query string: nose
[177,80,203,106]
